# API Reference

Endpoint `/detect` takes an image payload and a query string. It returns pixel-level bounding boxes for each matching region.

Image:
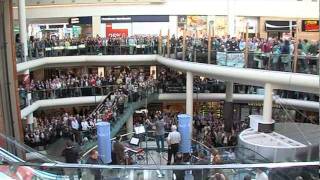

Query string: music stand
[129,137,140,146]
[134,125,146,134]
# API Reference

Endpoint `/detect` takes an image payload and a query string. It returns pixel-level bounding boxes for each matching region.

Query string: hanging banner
[301,20,319,32]
[214,16,228,37]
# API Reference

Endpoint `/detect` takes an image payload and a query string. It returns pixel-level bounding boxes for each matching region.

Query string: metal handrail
[8,161,319,170]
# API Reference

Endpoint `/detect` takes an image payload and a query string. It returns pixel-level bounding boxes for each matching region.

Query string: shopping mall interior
[0,0,319,179]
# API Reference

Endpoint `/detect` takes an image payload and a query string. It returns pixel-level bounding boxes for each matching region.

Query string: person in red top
[261,38,273,69]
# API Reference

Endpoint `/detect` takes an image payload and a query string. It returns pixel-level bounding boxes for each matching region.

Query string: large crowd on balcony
[16,34,319,74]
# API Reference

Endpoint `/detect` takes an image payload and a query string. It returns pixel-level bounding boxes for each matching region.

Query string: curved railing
[0,155,318,180]
[0,124,318,180]
[19,83,319,110]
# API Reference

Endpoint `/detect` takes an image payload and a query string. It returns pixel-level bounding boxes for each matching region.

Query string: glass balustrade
[19,85,120,108]
[0,128,318,180]
[0,156,317,180]
[16,43,319,75]
[19,82,318,109]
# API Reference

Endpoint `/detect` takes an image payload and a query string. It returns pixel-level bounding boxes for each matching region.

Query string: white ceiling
[12,0,166,7]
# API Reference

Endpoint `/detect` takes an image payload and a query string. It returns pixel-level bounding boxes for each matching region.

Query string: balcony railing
[19,83,319,109]
[16,43,319,75]
[0,131,318,180]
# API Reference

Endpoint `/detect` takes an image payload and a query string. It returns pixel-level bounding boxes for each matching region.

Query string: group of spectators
[23,67,158,148]
[157,67,318,102]
[17,33,319,74]
[193,112,241,149]
[24,107,95,149]
[19,67,158,106]
[17,35,160,58]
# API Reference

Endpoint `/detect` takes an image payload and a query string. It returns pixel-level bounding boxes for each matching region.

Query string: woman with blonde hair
[211,148,222,164]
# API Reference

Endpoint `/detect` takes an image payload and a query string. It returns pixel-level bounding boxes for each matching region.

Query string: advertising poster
[302,20,319,32]
[186,16,207,38]
[235,17,258,38]
[106,23,128,37]
[214,16,228,37]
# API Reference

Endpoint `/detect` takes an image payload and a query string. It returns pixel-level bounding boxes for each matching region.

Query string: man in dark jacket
[86,150,102,180]
[61,141,80,179]
[61,141,79,163]
[193,151,210,179]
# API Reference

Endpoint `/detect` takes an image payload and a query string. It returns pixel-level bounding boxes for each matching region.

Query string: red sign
[302,20,319,32]
[106,23,128,37]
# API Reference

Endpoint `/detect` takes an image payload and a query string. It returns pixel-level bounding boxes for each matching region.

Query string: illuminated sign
[302,20,319,32]
[101,15,169,23]
[68,17,92,25]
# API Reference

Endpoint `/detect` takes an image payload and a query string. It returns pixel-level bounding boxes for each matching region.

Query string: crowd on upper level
[19,66,318,111]
[17,34,319,73]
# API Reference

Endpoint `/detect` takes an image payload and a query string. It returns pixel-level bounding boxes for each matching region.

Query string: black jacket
[61,146,79,163]
[86,158,102,180]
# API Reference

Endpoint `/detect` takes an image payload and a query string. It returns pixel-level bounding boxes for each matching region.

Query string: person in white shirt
[71,118,81,144]
[71,118,79,130]
[167,125,181,165]
[81,119,89,131]
[255,168,269,180]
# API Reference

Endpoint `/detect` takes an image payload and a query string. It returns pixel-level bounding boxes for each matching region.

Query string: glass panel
[0,162,317,180]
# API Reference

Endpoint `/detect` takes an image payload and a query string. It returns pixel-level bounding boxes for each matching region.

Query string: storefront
[300,19,319,40]
[100,15,171,37]
[68,16,93,37]
[235,17,259,38]
[27,23,72,40]
[259,17,319,40]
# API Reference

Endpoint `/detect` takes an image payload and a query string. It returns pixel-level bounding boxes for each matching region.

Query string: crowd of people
[17,34,319,73]
[19,67,158,107]
[23,67,158,149]
[24,107,94,149]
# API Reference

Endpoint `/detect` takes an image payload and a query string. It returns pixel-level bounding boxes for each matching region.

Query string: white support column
[18,0,28,60]
[225,81,234,102]
[186,72,193,118]
[224,81,234,132]
[227,0,236,36]
[263,83,273,123]
[92,16,101,37]
[27,113,34,131]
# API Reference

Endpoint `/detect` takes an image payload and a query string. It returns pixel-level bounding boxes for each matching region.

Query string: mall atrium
[0,0,319,179]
